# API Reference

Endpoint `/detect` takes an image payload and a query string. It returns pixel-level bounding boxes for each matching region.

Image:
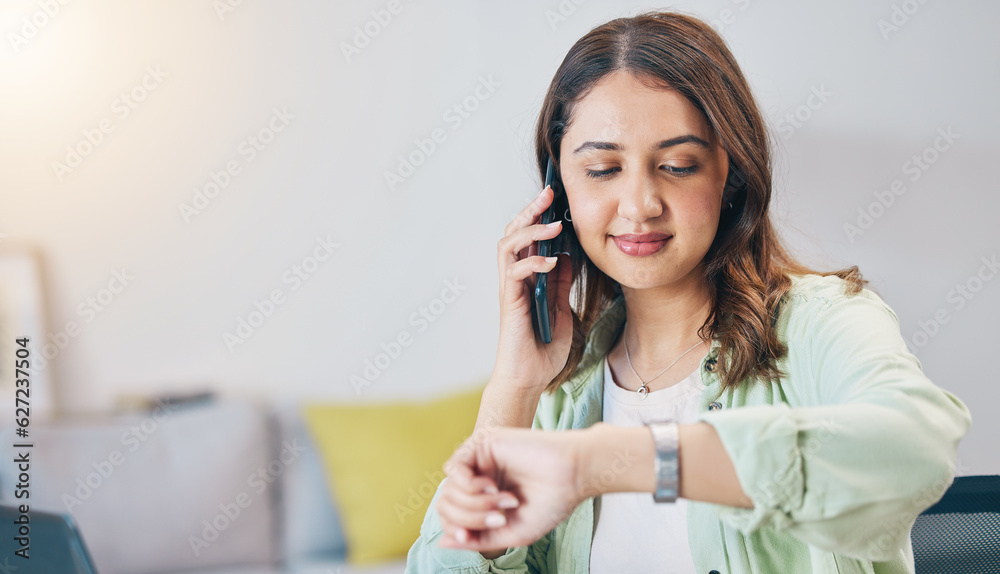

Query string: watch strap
[646,420,679,503]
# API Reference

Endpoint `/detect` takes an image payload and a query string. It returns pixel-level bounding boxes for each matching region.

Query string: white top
[588,354,706,574]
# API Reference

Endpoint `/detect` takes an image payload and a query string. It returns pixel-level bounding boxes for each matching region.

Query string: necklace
[623,322,705,399]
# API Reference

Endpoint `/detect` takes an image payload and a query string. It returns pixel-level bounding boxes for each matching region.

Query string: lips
[611,232,672,256]
[614,232,671,243]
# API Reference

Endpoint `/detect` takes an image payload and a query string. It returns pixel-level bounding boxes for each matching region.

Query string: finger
[514,237,537,267]
[442,448,483,493]
[497,220,563,286]
[520,220,562,263]
[442,484,520,514]
[438,527,481,549]
[449,470,499,498]
[436,522,471,549]
[438,524,527,553]
[499,219,562,264]
[499,184,556,274]
[437,470,517,528]
[437,527,473,548]
[501,255,560,309]
[503,186,553,238]
[435,497,470,545]
[437,492,511,532]
[443,447,474,480]
[470,475,500,495]
[443,448,502,494]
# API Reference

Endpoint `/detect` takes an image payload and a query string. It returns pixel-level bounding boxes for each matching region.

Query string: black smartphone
[531,156,562,344]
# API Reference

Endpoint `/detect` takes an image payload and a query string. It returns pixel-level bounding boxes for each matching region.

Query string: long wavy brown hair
[536,10,869,396]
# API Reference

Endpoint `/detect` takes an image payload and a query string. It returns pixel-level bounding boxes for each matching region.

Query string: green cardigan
[405,273,972,573]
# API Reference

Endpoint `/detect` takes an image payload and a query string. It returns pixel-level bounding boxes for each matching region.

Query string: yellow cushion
[302,382,486,564]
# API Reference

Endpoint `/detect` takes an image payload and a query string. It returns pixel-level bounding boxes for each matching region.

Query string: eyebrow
[571,134,710,156]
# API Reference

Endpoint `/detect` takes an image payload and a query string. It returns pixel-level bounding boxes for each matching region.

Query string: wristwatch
[645,420,679,503]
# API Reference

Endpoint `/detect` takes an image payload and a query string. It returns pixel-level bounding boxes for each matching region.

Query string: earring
[564,208,572,222]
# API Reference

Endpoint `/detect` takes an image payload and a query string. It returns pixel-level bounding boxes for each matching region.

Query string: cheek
[566,196,612,241]
[673,195,720,234]
[565,206,612,262]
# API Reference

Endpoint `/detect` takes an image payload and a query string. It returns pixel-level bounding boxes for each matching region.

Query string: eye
[585,167,619,180]
[584,165,698,180]
[663,165,697,176]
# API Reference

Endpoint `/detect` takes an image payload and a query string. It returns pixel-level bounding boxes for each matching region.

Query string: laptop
[0,505,99,573]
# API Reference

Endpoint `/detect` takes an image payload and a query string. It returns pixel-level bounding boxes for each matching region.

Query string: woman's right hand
[436,426,586,554]
[493,184,574,392]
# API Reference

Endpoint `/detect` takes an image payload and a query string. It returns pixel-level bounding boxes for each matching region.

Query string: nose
[616,165,663,222]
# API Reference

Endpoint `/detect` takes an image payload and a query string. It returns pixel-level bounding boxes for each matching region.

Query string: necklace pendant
[637,384,648,399]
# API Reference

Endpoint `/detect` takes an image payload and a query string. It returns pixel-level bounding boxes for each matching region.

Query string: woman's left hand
[435,427,586,553]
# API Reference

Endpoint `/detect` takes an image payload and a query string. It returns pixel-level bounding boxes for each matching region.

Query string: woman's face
[559,70,730,290]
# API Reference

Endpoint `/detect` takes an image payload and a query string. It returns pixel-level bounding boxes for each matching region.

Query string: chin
[601,260,669,290]
[604,254,705,291]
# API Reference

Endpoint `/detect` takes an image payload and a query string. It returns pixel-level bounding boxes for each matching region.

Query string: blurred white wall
[0,0,997,474]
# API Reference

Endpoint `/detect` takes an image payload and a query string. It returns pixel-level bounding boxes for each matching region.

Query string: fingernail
[455,528,468,543]
[546,220,562,228]
[483,484,498,495]
[485,512,507,528]
[498,496,519,509]
[545,257,558,264]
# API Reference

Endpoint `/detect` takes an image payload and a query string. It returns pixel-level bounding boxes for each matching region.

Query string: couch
[0,398,410,574]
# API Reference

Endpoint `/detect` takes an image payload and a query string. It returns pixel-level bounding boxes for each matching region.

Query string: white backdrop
[1,0,997,474]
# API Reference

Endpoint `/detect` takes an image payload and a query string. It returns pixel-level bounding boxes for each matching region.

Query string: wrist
[486,374,546,395]
[488,369,549,393]
[475,380,544,432]
[573,422,657,500]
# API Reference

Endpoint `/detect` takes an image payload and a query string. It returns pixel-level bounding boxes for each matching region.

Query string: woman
[405,10,970,574]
